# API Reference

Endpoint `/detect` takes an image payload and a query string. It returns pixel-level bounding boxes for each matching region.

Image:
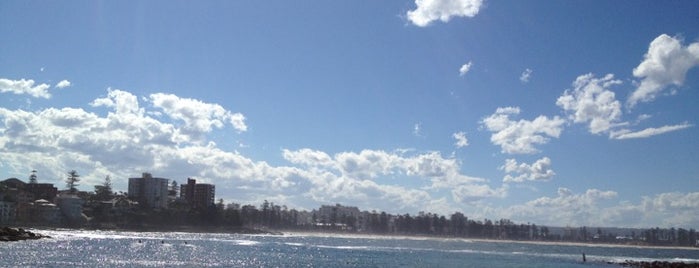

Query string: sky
[1,0,698,229]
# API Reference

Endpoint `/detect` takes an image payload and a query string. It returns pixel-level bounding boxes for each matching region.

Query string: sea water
[1,229,698,267]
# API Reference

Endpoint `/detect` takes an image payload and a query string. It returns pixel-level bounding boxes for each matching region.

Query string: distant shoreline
[280,230,699,251]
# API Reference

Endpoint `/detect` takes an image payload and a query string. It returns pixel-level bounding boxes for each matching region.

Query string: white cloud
[489,188,699,228]
[610,122,692,140]
[452,131,469,148]
[639,192,699,228]
[629,34,699,107]
[0,78,51,99]
[0,88,503,214]
[282,148,497,207]
[407,0,483,27]
[501,188,618,227]
[520,68,532,83]
[90,88,144,116]
[459,61,473,76]
[452,184,506,203]
[150,93,247,136]
[556,73,623,135]
[557,73,691,140]
[501,157,555,183]
[413,122,422,137]
[481,107,565,154]
[55,80,71,89]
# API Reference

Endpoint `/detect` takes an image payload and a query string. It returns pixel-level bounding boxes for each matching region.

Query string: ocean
[1,229,698,267]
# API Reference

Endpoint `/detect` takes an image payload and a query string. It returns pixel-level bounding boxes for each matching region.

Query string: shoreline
[280,230,699,251]
[17,225,699,251]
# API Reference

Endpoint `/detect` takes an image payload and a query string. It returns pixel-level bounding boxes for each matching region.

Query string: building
[56,194,86,224]
[25,183,58,201]
[316,204,361,229]
[128,173,169,209]
[0,201,16,224]
[29,199,62,225]
[180,178,215,209]
[1,178,36,223]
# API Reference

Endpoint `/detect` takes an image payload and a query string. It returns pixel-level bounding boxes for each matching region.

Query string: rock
[0,227,49,242]
[610,260,699,268]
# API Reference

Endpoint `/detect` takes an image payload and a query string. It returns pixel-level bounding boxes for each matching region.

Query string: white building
[56,194,85,223]
[128,173,169,209]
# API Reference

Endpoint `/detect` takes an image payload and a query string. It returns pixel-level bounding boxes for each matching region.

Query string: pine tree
[29,170,38,184]
[95,175,113,200]
[66,170,80,193]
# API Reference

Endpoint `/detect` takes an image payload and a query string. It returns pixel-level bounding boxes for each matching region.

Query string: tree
[29,170,38,184]
[66,170,80,193]
[169,180,179,197]
[94,175,113,200]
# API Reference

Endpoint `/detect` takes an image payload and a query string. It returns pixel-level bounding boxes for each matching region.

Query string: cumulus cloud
[0,78,51,99]
[639,192,699,228]
[610,122,692,140]
[480,107,565,154]
[501,157,555,183]
[281,147,501,206]
[629,34,699,107]
[501,188,618,227]
[55,80,71,89]
[407,0,483,27]
[0,89,254,190]
[491,188,699,228]
[150,93,247,135]
[459,61,473,76]
[452,131,469,148]
[0,87,505,213]
[90,88,144,115]
[520,68,532,83]
[556,73,623,135]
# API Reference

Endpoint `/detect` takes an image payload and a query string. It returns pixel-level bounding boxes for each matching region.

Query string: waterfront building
[128,173,169,209]
[56,193,86,224]
[25,183,58,201]
[0,201,16,224]
[30,199,62,225]
[0,179,35,223]
[179,178,215,208]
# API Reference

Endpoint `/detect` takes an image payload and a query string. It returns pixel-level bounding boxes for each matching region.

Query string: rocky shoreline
[610,260,699,268]
[0,227,50,242]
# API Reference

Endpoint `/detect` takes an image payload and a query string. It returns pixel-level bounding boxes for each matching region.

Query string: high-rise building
[179,178,215,209]
[128,173,169,209]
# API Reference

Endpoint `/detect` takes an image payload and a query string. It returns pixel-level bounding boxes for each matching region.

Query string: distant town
[1,170,697,248]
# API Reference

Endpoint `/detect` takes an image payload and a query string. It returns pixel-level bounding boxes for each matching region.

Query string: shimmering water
[1,229,698,267]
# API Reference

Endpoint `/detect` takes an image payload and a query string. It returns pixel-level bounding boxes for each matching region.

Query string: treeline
[82,195,698,248]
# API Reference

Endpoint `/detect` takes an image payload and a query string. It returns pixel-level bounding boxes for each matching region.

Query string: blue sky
[1,0,698,229]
